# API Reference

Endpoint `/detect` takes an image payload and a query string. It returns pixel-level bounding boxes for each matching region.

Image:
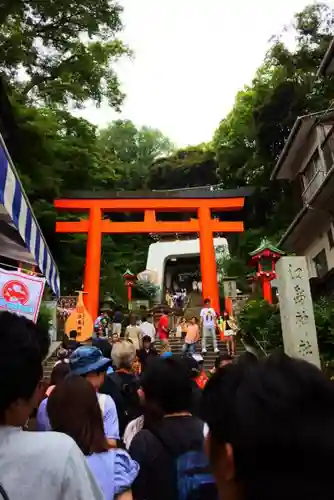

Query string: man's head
[69,329,78,340]
[0,312,50,426]
[204,298,211,306]
[141,315,148,323]
[129,315,137,326]
[201,352,334,500]
[142,335,152,349]
[50,361,70,386]
[141,356,192,414]
[190,316,197,325]
[70,346,111,391]
[111,332,119,344]
[184,356,200,380]
[111,341,136,370]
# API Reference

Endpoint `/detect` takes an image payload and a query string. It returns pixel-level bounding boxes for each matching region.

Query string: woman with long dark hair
[47,376,139,500]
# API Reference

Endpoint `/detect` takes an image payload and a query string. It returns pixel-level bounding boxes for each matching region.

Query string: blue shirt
[37,393,120,440]
[114,311,122,323]
[87,449,139,499]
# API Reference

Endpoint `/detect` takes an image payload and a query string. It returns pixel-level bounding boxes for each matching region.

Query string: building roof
[61,186,253,200]
[270,109,334,181]
[249,237,285,257]
[317,38,334,77]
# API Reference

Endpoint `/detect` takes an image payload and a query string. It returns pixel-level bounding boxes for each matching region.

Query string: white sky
[74,0,332,147]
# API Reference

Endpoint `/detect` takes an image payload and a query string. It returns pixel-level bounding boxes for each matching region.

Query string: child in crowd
[182,317,200,356]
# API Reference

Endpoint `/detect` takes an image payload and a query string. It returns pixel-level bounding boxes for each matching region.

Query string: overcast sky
[74,0,333,147]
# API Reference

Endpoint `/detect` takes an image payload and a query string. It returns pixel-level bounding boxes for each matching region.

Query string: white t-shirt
[139,321,156,341]
[0,426,104,500]
[200,307,216,327]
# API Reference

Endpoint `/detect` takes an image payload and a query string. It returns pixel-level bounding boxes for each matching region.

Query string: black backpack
[106,372,141,435]
[150,429,218,500]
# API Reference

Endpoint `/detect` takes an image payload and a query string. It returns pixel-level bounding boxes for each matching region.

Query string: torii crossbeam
[55,189,248,320]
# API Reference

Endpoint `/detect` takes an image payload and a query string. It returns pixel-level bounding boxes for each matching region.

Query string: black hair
[61,333,69,350]
[141,315,148,322]
[50,362,70,386]
[0,312,50,418]
[204,298,210,305]
[201,352,334,500]
[214,353,233,370]
[141,356,193,414]
[183,356,200,380]
[48,376,109,455]
[142,335,151,343]
[69,330,77,339]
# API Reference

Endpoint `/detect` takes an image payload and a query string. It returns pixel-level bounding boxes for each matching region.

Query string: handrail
[242,332,269,356]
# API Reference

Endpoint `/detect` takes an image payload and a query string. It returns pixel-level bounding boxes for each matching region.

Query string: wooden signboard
[65,291,94,342]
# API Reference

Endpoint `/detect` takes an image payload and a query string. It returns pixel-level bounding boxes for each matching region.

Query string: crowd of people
[2,309,334,500]
[165,289,188,309]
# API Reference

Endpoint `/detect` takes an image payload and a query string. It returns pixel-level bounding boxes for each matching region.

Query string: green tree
[8,101,119,294]
[0,0,129,107]
[213,3,334,261]
[99,120,175,189]
[133,280,159,301]
[147,146,219,190]
[238,296,334,362]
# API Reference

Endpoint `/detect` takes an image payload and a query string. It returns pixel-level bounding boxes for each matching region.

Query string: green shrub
[238,296,334,360]
[36,303,52,332]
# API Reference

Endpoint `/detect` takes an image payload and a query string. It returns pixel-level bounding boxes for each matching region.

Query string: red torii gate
[55,191,246,321]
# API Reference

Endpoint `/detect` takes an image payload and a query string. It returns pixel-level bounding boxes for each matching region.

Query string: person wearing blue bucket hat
[70,346,111,376]
[70,346,120,444]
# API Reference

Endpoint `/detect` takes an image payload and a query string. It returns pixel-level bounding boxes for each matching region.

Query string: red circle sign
[3,280,29,305]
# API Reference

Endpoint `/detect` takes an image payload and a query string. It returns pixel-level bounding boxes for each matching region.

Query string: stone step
[157,337,244,370]
[43,353,59,380]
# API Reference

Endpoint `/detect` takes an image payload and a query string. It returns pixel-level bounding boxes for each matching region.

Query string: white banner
[0,268,45,322]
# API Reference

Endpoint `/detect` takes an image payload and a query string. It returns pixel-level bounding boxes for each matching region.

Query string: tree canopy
[99,120,175,189]
[0,0,128,107]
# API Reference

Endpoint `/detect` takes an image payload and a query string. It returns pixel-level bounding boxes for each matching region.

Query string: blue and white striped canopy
[0,135,60,296]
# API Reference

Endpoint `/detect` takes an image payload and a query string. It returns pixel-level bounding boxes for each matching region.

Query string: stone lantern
[123,269,137,311]
[249,238,285,304]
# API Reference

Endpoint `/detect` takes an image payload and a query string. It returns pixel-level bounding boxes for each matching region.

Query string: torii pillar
[84,206,102,323]
[198,206,219,311]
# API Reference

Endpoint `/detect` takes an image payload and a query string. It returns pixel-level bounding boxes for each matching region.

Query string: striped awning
[0,135,60,296]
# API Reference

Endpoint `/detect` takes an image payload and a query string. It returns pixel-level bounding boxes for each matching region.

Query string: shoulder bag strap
[0,484,10,500]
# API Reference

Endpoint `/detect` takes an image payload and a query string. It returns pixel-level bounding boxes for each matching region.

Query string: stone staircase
[42,341,61,380]
[183,291,203,319]
[158,335,244,371]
